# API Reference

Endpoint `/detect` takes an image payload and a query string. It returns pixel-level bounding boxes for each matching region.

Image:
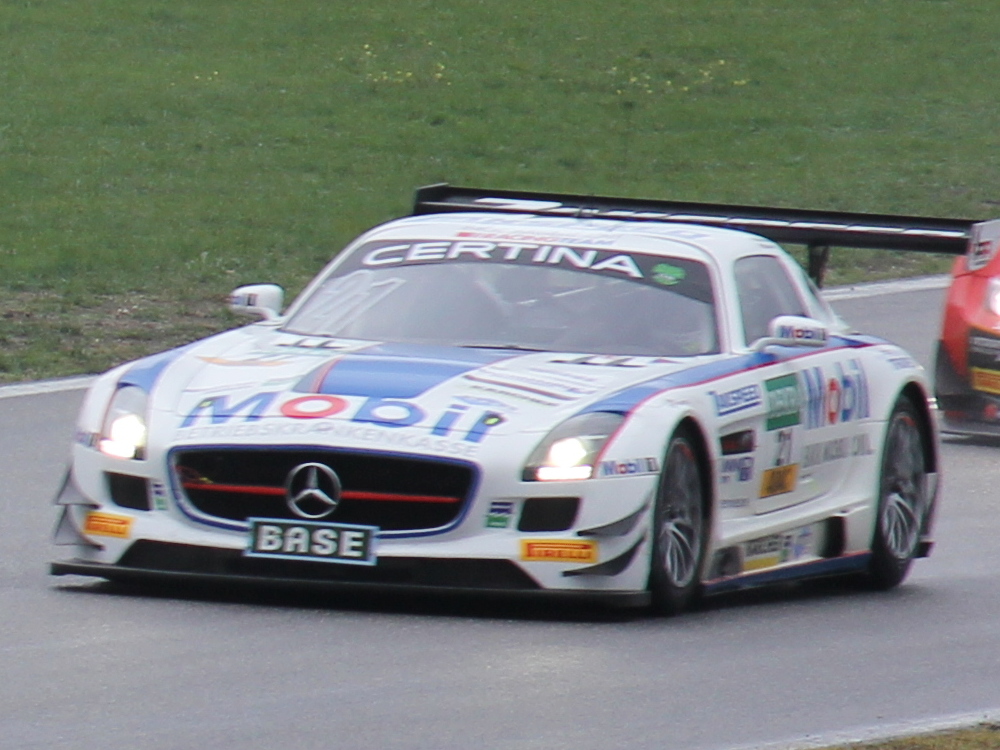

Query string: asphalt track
[2,276,999,750]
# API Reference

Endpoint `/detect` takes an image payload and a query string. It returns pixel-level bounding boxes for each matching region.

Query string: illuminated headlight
[986,278,1000,317]
[523,412,624,481]
[99,385,149,460]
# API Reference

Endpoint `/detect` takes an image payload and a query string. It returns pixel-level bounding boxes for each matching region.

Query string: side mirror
[752,315,828,351]
[229,284,284,321]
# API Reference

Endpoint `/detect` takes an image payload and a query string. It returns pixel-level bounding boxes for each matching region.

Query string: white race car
[52,186,941,614]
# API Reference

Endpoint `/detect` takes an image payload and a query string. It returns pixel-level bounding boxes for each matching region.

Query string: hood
[142,326,699,442]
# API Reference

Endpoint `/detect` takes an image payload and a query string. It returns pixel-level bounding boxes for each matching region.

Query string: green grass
[826,724,1000,750]
[3,0,1000,381]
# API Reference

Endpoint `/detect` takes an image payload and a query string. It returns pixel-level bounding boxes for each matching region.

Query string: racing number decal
[760,429,799,498]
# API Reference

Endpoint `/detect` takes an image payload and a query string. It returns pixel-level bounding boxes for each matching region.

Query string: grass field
[3,0,1000,381]
[826,724,1000,750]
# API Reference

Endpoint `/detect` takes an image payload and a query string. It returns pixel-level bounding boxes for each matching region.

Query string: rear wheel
[649,430,707,615]
[868,396,928,589]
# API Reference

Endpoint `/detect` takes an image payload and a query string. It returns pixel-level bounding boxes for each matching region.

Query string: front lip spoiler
[49,560,651,609]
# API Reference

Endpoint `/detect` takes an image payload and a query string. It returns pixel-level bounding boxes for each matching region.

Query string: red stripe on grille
[182,483,458,504]
[182,482,284,496]
[341,490,459,504]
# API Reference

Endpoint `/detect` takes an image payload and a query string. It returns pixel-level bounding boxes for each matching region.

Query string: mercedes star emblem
[285,462,342,519]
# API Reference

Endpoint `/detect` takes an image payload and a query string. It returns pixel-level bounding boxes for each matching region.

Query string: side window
[735,255,807,345]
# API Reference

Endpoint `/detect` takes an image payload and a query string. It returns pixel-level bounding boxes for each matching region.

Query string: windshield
[284,239,719,357]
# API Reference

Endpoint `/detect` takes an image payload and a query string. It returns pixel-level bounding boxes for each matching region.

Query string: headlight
[99,385,149,460]
[986,278,1000,317]
[523,412,625,481]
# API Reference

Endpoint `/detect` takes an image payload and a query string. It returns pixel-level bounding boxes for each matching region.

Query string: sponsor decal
[598,457,660,477]
[361,240,646,279]
[967,219,1000,271]
[880,353,918,371]
[455,229,619,247]
[521,539,598,563]
[179,419,482,458]
[803,437,849,468]
[971,366,1000,395]
[246,518,376,565]
[455,395,515,410]
[712,383,763,417]
[334,238,715,301]
[720,497,750,509]
[802,433,874,468]
[776,324,825,343]
[759,464,798,498]
[801,359,870,429]
[276,337,373,354]
[719,456,754,483]
[764,374,801,430]
[198,355,295,367]
[179,391,505,444]
[463,363,602,405]
[651,263,686,286]
[485,500,516,529]
[151,481,169,511]
[970,335,1000,358]
[83,511,134,539]
[551,355,646,368]
[742,525,815,572]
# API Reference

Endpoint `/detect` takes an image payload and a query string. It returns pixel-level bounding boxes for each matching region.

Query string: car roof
[353,211,784,266]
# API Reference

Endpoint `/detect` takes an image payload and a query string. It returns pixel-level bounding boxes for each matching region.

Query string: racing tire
[867,396,928,590]
[649,429,707,616]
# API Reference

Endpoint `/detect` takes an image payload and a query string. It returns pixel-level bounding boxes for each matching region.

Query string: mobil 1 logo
[245,518,377,566]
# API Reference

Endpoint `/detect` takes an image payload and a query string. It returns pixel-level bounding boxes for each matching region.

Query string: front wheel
[649,430,707,615]
[868,396,929,590]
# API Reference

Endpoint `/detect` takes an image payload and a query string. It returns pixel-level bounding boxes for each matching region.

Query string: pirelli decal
[759,464,799,498]
[520,539,598,563]
[971,367,1000,395]
[83,511,134,539]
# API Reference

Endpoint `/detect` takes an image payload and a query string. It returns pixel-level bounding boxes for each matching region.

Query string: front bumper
[52,458,658,604]
[934,337,1000,435]
[49,554,651,608]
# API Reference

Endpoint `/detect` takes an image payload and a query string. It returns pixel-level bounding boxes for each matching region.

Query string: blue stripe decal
[703,553,871,595]
[577,351,777,416]
[118,343,195,394]
[575,337,873,417]
[297,345,514,399]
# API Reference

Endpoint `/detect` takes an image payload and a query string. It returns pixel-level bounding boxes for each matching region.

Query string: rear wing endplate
[413,184,981,285]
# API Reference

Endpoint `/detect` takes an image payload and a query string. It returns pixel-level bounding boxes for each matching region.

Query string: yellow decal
[520,539,598,564]
[759,464,799,498]
[971,367,1000,395]
[83,511,134,539]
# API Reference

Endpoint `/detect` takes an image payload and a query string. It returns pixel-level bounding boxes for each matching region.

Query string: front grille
[172,448,476,533]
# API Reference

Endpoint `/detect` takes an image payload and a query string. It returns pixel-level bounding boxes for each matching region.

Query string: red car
[934,220,1000,434]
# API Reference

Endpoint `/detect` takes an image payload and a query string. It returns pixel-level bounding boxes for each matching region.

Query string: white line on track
[729,709,1000,750]
[0,374,96,400]
[0,274,952,402]
[820,273,951,301]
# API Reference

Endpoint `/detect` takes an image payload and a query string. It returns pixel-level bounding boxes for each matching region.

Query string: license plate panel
[245,518,378,566]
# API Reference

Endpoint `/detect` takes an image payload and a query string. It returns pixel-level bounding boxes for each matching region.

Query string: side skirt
[702,553,871,596]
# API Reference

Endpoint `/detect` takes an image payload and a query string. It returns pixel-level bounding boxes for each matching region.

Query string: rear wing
[413,184,981,286]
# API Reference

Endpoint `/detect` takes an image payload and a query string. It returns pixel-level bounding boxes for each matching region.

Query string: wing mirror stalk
[229,284,284,321]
